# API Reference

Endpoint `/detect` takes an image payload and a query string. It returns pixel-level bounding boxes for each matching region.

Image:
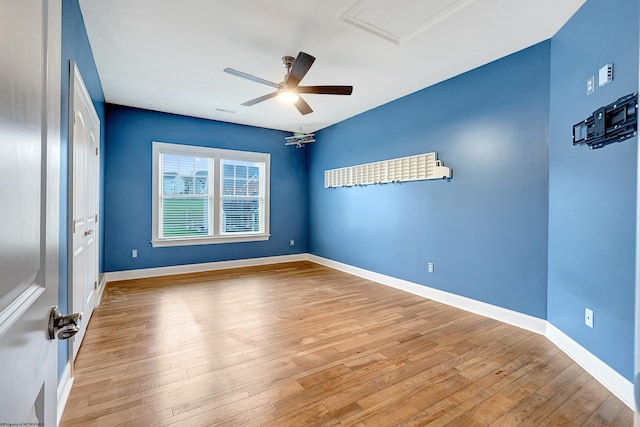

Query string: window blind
[160,153,212,238]
[220,159,265,235]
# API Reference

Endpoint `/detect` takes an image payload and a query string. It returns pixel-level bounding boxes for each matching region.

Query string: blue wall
[103,105,308,272]
[60,0,105,379]
[309,42,551,319]
[548,0,638,381]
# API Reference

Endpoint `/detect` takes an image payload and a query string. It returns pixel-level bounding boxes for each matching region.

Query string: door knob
[48,307,82,340]
[57,327,79,340]
[84,229,94,236]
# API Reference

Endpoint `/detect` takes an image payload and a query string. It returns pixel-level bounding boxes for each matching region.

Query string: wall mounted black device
[572,92,637,149]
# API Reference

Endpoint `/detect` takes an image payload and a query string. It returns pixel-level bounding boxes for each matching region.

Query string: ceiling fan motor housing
[281,56,295,69]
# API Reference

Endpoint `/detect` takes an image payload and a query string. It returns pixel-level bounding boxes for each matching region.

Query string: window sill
[151,234,270,247]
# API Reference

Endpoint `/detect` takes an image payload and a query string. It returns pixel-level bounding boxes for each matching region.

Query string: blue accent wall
[308,42,551,319]
[548,0,638,381]
[60,0,105,379]
[103,105,308,272]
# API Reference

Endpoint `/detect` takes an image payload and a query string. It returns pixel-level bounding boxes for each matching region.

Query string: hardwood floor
[60,261,633,426]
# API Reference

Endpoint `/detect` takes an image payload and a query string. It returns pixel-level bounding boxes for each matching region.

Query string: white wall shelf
[324,152,451,188]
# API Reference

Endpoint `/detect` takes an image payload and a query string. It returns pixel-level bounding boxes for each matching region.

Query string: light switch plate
[598,64,613,87]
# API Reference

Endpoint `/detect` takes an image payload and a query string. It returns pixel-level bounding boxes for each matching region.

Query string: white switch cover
[427,262,434,273]
[132,249,138,258]
[598,64,613,86]
[585,308,593,328]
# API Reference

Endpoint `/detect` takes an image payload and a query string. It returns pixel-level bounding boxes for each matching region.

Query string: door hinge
[72,219,76,233]
[95,147,99,156]
[94,281,98,290]
[95,213,98,222]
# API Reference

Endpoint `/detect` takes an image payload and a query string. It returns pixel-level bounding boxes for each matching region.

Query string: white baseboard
[546,323,635,411]
[307,254,546,334]
[96,275,107,306]
[57,362,73,426]
[103,253,308,283]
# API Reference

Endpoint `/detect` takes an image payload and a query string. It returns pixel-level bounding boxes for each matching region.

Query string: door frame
[67,61,101,363]
[635,19,640,425]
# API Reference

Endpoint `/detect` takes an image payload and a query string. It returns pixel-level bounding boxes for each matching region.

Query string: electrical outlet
[427,262,434,274]
[289,240,295,246]
[585,308,593,328]
[586,75,595,95]
[132,249,138,258]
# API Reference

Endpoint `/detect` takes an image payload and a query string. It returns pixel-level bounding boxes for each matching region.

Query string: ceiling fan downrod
[282,56,295,80]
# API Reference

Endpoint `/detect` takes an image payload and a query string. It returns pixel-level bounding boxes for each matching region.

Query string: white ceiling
[78,0,585,133]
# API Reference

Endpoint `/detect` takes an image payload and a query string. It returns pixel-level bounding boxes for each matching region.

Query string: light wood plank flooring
[60,261,633,426]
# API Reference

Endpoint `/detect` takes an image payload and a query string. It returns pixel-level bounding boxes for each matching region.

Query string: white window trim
[151,141,270,247]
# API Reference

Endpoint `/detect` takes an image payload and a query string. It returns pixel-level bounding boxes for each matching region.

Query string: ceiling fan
[223,51,353,115]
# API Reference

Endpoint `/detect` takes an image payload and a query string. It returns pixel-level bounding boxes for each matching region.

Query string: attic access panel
[341,0,476,44]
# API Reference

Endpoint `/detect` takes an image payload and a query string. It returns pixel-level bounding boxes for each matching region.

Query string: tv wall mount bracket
[572,92,637,149]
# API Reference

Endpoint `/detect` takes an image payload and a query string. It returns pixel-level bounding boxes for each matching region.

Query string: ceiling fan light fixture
[278,89,299,103]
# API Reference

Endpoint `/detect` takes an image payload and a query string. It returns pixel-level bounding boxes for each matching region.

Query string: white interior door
[70,63,100,360]
[0,0,61,425]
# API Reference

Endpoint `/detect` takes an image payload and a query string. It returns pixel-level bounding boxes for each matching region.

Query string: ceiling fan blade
[294,96,313,115]
[297,85,353,95]
[241,92,278,106]
[224,68,279,88]
[285,52,315,88]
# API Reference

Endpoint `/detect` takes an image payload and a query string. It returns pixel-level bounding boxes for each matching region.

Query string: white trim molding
[307,254,546,334]
[57,362,74,426]
[96,274,107,305]
[546,323,635,411]
[103,254,308,282]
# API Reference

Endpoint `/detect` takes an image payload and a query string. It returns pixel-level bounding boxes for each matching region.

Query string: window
[152,142,270,247]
